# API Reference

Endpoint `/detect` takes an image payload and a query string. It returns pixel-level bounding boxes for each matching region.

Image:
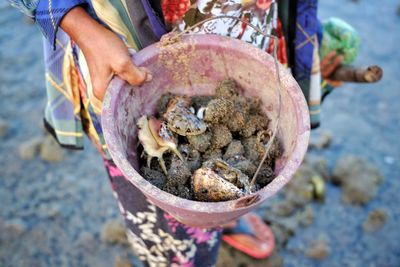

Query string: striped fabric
[8,0,146,157]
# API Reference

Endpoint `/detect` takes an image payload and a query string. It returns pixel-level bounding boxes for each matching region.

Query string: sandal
[221,213,275,259]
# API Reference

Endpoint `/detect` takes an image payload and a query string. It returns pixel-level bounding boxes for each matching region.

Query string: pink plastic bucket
[101,34,310,228]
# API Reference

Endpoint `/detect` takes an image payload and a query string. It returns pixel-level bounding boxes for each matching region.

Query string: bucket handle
[172,6,283,192]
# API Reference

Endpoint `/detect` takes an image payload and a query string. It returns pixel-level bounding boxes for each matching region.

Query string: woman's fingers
[92,59,153,102]
[116,59,149,86]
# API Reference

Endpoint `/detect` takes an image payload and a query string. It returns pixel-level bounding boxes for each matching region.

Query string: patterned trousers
[103,159,222,267]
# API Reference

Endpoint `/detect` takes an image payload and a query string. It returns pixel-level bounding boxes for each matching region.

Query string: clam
[163,96,207,136]
[192,167,244,202]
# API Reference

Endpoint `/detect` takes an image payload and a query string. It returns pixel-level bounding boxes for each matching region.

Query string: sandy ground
[0,0,399,266]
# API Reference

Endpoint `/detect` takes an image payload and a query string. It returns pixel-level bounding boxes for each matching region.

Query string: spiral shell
[192,167,244,202]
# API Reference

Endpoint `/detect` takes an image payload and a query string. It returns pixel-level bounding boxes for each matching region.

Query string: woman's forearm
[60,6,104,51]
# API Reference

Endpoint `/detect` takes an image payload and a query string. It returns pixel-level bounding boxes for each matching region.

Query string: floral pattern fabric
[164,0,280,54]
[104,159,222,267]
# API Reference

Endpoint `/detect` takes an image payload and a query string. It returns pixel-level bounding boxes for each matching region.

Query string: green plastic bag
[320,17,361,64]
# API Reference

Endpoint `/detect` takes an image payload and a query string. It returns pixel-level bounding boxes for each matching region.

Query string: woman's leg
[103,159,222,267]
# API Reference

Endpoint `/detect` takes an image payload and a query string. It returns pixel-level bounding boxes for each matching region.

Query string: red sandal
[221,213,275,259]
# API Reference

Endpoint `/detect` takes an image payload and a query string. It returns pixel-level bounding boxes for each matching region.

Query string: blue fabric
[293,0,318,87]
[294,0,320,128]
[317,19,323,47]
[35,0,87,49]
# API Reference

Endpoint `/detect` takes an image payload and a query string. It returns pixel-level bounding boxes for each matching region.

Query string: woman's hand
[60,7,151,101]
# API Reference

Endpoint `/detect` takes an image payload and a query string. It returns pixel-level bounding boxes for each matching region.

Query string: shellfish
[163,96,207,136]
[205,158,251,191]
[192,168,244,202]
[137,115,183,174]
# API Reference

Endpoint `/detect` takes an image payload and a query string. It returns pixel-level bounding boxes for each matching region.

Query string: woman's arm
[60,6,150,101]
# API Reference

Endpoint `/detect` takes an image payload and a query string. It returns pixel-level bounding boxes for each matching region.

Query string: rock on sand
[306,238,330,260]
[40,135,64,162]
[363,209,388,233]
[309,131,332,150]
[18,137,43,160]
[333,155,384,205]
[101,220,129,245]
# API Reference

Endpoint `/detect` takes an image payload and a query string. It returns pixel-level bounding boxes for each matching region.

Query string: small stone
[178,145,202,172]
[204,98,234,125]
[113,255,132,267]
[363,209,387,233]
[242,136,264,162]
[223,140,244,160]
[227,110,247,132]
[242,135,281,165]
[231,159,257,177]
[163,156,192,199]
[309,131,332,149]
[40,135,64,162]
[164,184,192,199]
[141,167,166,189]
[210,125,232,149]
[240,115,269,138]
[2,219,26,235]
[167,156,191,186]
[202,148,222,161]
[18,137,43,160]
[187,131,211,152]
[46,205,60,218]
[215,79,239,98]
[298,206,314,227]
[101,220,129,245]
[272,201,295,217]
[257,165,275,187]
[306,238,330,260]
[0,119,9,138]
[333,155,384,205]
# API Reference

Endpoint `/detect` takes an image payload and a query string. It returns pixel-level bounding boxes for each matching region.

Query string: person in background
[9,0,344,266]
